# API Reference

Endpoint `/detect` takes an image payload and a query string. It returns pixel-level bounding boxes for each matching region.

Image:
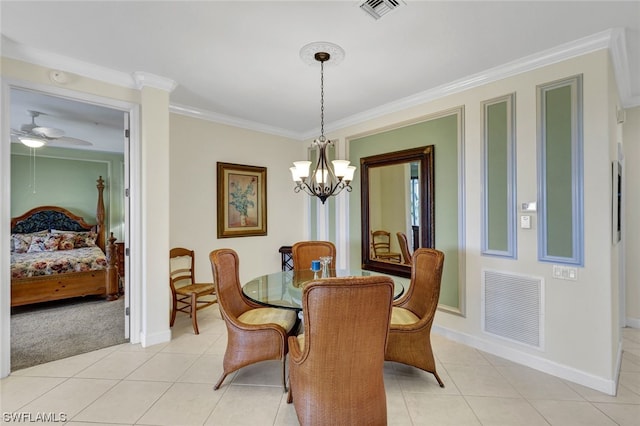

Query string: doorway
[5,86,134,371]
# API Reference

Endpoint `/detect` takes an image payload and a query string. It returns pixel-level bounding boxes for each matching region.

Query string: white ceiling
[2,1,639,152]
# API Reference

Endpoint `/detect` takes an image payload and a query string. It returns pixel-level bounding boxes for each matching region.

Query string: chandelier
[290,42,356,204]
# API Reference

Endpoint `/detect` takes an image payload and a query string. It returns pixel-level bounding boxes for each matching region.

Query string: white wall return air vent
[482,269,544,349]
[360,0,406,20]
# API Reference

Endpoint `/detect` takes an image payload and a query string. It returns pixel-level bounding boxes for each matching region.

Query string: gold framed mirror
[360,146,435,277]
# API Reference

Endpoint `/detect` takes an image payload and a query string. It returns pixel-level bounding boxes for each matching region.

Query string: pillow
[12,231,48,254]
[27,234,62,253]
[51,229,98,248]
[57,233,76,250]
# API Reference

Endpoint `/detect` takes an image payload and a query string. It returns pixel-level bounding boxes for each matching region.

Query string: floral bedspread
[11,246,107,279]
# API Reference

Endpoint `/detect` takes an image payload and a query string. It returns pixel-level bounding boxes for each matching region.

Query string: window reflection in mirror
[361,146,434,277]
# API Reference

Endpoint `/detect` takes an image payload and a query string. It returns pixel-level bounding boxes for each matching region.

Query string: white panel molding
[432,324,619,396]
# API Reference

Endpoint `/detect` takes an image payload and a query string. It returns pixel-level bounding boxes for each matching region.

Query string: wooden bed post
[105,232,119,301]
[96,176,106,251]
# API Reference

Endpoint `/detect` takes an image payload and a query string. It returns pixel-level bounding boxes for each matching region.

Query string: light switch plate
[552,265,578,281]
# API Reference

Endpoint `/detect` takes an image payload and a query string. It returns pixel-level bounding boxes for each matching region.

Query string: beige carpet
[10,296,127,371]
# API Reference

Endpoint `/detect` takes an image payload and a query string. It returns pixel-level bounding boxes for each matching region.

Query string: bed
[10,176,119,307]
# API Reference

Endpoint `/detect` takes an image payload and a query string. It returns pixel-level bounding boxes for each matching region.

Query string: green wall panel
[486,101,510,252]
[544,86,574,258]
[349,112,460,309]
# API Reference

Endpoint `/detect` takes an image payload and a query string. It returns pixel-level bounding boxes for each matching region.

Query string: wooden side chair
[169,247,217,335]
[291,241,336,270]
[371,230,401,262]
[287,275,394,425]
[385,247,445,387]
[209,248,298,391]
[397,231,413,265]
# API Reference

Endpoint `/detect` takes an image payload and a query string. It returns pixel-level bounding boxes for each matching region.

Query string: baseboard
[432,324,618,395]
[139,328,171,348]
[626,317,640,328]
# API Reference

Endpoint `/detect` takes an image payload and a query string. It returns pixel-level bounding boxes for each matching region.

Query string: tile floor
[2,307,640,425]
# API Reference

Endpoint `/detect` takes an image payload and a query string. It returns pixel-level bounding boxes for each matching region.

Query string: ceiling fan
[11,110,92,148]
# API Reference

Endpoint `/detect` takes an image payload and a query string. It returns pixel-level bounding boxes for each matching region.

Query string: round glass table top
[242,268,406,310]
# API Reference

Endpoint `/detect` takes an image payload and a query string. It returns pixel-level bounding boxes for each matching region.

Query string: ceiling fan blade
[32,126,65,138]
[51,136,93,147]
[11,128,28,136]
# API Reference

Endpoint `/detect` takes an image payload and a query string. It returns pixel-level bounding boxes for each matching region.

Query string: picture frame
[217,162,267,238]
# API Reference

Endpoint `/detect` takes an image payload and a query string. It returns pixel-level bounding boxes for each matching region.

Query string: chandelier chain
[320,60,325,140]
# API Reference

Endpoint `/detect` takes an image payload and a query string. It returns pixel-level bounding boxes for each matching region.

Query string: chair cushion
[238,307,297,332]
[390,306,420,325]
[175,283,215,296]
[295,334,305,349]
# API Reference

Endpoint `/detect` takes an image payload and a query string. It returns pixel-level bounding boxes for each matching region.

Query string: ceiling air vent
[359,0,405,20]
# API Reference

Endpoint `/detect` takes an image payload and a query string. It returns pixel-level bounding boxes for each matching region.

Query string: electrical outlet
[552,265,578,281]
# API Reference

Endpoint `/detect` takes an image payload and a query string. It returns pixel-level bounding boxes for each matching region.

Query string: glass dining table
[242,268,407,311]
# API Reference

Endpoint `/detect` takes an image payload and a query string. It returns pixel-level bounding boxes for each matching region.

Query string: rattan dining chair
[371,230,402,262]
[291,241,336,270]
[209,248,298,391]
[169,247,217,335]
[397,231,413,265]
[385,247,445,387]
[287,275,394,425]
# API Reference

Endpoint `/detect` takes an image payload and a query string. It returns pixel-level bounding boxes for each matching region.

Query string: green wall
[544,85,574,258]
[349,112,460,309]
[486,101,509,252]
[10,144,125,240]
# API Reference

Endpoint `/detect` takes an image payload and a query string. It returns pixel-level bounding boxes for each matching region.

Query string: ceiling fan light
[19,136,47,148]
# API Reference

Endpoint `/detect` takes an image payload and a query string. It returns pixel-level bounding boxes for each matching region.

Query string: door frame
[1,79,141,377]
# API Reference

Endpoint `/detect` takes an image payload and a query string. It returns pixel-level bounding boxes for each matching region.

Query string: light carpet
[10,296,127,371]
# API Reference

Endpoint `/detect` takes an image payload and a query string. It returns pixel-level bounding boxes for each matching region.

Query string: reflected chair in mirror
[385,248,445,387]
[371,230,401,262]
[169,247,217,335]
[397,232,413,265]
[291,241,336,270]
[287,275,394,425]
[209,248,298,391]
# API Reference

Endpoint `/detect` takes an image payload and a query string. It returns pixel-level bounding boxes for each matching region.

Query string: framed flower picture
[217,162,267,238]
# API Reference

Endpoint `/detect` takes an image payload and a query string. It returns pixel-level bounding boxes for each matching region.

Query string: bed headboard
[10,177,107,251]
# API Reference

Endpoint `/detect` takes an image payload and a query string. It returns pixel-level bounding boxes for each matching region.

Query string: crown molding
[132,71,177,92]
[609,28,640,108]
[1,36,136,89]
[318,28,635,138]
[169,103,301,140]
[3,28,636,141]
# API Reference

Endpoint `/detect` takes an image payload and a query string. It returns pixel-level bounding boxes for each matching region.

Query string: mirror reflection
[361,146,434,277]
